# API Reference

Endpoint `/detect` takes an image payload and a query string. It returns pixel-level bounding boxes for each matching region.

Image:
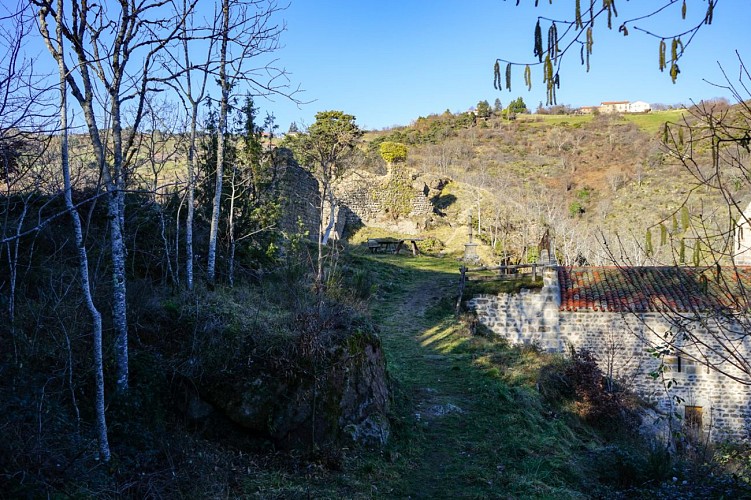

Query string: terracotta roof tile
[557,266,751,313]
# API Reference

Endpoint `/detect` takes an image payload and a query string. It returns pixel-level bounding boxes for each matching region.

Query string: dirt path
[369,261,504,497]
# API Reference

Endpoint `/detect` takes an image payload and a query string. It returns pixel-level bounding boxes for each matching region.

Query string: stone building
[467,265,751,442]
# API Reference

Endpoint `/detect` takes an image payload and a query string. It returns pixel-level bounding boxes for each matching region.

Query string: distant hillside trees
[476,100,491,120]
[507,97,528,115]
[493,98,503,114]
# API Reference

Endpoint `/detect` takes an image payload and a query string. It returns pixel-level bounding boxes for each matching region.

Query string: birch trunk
[207,0,230,288]
[48,0,110,461]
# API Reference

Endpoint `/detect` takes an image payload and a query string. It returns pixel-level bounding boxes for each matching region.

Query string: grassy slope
[249,247,751,498]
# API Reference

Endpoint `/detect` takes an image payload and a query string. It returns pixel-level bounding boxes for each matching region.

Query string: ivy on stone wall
[381,168,415,220]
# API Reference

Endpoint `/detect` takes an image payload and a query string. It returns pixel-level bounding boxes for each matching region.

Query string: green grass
[516,109,686,135]
[317,252,599,498]
[623,109,686,134]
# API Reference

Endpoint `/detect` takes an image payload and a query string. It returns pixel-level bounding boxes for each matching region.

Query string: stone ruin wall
[334,171,442,231]
[466,269,751,442]
[275,154,321,238]
[274,153,447,240]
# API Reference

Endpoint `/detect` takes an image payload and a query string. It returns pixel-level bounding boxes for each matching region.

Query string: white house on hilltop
[578,100,652,114]
[628,101,651,113]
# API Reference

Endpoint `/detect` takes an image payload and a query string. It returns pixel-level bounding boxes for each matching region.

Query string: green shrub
[569,201,584,217]
[379,141,408,163]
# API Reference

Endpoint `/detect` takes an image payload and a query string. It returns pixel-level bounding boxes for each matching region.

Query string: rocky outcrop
[185,328,390,450]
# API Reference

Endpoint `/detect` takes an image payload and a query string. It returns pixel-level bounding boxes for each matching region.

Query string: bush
[595,442,672,488]
[564,348,639,429]
[379,141,408,163]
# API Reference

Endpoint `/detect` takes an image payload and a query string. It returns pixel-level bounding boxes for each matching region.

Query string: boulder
[195,329,390,450]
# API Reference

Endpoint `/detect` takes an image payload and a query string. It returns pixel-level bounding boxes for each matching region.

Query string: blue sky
[258,0,748,131]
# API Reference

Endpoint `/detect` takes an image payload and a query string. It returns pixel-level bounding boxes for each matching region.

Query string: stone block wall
[466,268,751,442]
[335,171,435,228]
[275,155,321,238]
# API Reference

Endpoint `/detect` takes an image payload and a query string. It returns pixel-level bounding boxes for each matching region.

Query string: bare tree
[205,0,290,288]
[603,56,751,384]
[39,0,110,461]
[35,0,192,393]
[162,0,218,292]
[0,1,57,364]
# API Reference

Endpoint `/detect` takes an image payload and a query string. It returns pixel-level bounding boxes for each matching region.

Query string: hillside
[355,107,736,267]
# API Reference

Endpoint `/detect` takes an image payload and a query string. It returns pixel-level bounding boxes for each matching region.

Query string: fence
[455,263,550,316]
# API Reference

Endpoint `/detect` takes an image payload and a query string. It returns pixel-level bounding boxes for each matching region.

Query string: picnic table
[367,237,424,256]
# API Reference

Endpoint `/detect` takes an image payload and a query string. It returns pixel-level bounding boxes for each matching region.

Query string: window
[664,354,705,374]
[685,406,703,429]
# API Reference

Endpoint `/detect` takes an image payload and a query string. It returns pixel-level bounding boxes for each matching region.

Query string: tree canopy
[379,141,408,164]
[290,111,363,178]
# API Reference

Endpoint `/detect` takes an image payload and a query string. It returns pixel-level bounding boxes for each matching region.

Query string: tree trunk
[49,3,110,460]
[186,100,198,291]
[207,0,230,289]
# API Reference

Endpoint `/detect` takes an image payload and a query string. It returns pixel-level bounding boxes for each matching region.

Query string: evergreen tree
[508,97,528,114]
[476,100,491,119]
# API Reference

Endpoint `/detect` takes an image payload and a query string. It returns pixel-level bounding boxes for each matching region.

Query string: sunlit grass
[623,109,685,134]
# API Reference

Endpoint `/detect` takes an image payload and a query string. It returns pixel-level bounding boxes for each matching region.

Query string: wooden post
[532,264,537,281]
[455,266,467,317]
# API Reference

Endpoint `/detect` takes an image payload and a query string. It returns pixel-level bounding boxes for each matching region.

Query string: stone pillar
[539,266,562,351]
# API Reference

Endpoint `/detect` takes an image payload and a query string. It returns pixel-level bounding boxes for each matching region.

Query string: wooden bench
[367,237,424,256]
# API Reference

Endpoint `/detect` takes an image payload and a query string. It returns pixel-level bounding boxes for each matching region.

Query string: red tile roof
[558,266,751,313]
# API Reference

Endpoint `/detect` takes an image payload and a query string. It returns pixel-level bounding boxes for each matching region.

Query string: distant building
[628,101,652,113]
[577,106,598,114]
[599,100,631,114]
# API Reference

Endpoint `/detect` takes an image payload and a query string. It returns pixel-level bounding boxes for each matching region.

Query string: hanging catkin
[493,61,501,90]
[534,20,543,62]
[505,63,512,92]
[575,0,583,29]
[659,39,666,72]
[548,22,559,63]
[544,55,554,105]
[524,65,532,91]
[604,0,613,29]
